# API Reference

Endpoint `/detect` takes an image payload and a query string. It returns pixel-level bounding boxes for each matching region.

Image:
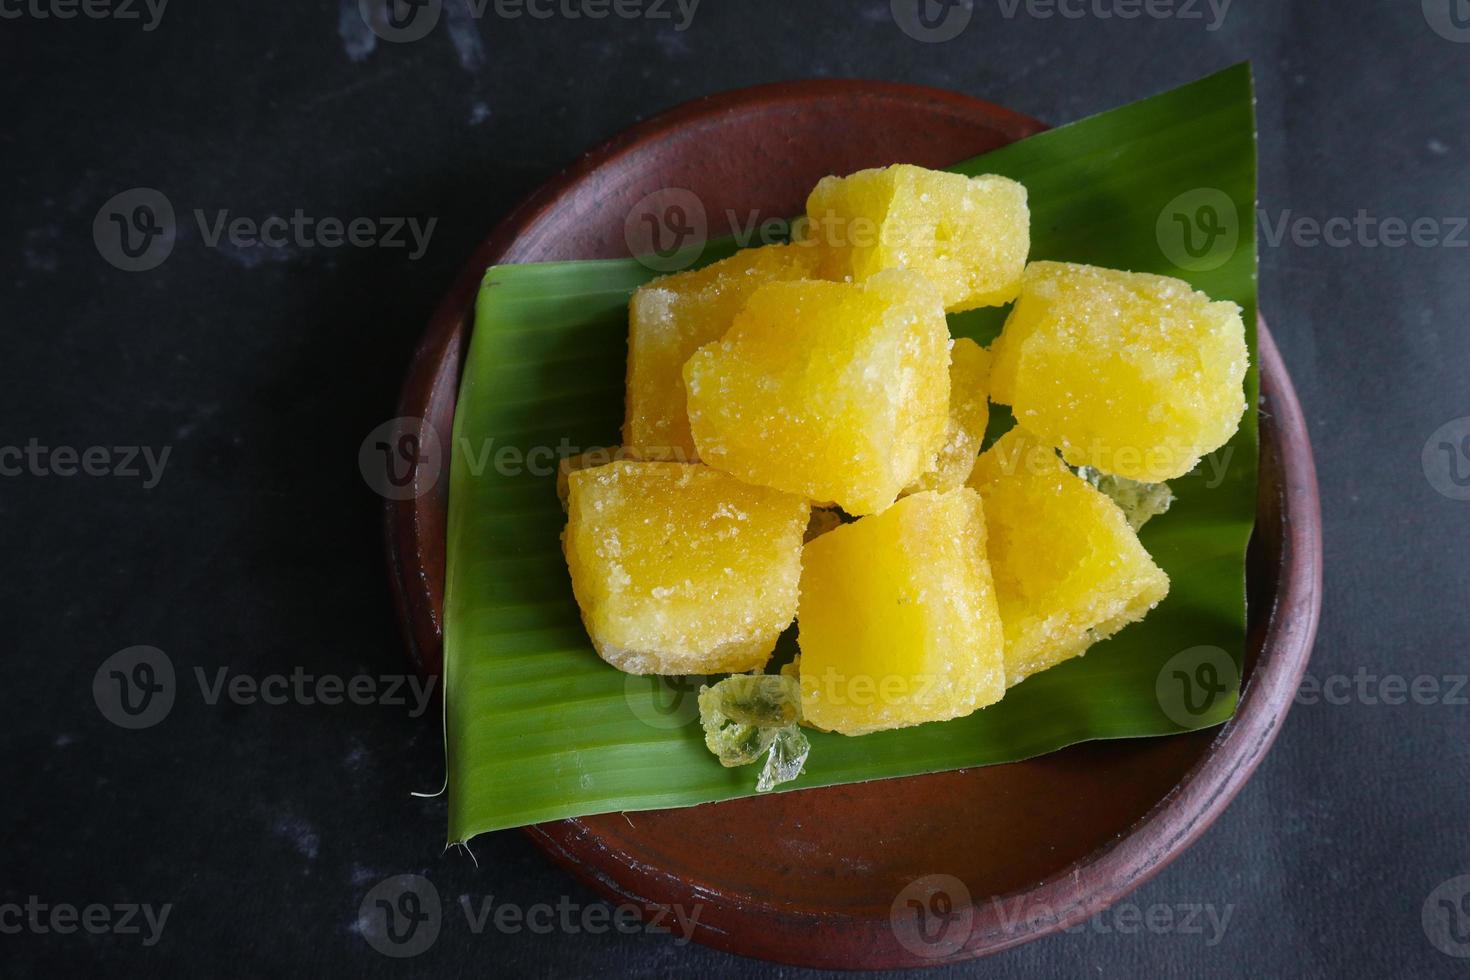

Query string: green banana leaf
[444,64,1259,841]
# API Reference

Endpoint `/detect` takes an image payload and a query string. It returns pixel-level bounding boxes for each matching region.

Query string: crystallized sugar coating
[556,446,640,510]
[563,461,810,675]
[902,336,991,495]
[803,164,1030,313]
[988,261,1248,482]
[796,488,1006,736]
[623,244,820,461]
[967,428,1171,686]
[683,269,950,515]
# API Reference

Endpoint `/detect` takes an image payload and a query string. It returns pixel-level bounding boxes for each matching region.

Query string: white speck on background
[656,30,691,57]
[273,813,321,861]
[338,0,377,62]
[446,4,486,71]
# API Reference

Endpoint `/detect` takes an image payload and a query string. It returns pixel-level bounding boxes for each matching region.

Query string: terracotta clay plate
[385,81,1322,969]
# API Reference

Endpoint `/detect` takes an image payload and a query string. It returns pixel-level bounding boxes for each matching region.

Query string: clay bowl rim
[383,78,1323,969]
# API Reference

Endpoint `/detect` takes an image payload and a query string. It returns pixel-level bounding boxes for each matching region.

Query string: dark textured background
[4,0,1468,976]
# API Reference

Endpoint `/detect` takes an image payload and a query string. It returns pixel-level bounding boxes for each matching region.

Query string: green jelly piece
[698,673,809,791]
[756,725,810,793]
[1078,466,1175,530]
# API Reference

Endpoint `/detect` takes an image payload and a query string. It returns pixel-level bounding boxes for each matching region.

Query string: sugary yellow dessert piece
[683,269,950,515]
[903,337,991,495]
[556,446,639,510]
[623,244,820,460]
[802,164,1029,312]
[988,262,1248,482]
[797,488,1006,735]
[563,461,810,675]
[967,428,1170,686]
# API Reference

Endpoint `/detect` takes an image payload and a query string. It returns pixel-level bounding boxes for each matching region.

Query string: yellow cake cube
[967,428,1170,686]
[903,336,991,495]
[796,488,1006,735]
[555,446,639,510]
[563,461,810,675]
[683,269,950,515]
[623,244,820,460]
[802,164,1029,312]
[988,262,1248,482]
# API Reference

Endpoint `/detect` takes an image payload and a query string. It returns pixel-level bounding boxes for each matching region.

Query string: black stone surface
[3,0,1468,976]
